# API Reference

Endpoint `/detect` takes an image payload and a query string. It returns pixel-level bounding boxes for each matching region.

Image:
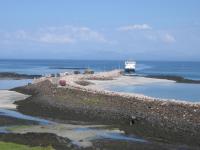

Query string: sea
[0,59,200,102]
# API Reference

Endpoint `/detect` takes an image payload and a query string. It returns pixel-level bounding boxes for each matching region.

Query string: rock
[50,74,55,77]
[130,115,137,126]
[84,69,94,74]
[75,80,93,86]
[0,72,42,79]
[74,70,81,74]
[56,73,60,77]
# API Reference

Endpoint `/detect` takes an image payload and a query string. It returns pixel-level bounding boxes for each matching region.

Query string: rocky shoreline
[0,72,41,80]
[12,79,200,149]
[146,74,200,84]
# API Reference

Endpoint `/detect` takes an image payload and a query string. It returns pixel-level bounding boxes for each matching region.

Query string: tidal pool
[107,82,200,102]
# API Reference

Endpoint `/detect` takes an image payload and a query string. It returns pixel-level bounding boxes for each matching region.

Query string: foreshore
[11,70,200,149]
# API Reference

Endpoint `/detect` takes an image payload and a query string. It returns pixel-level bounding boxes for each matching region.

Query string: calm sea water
[0,59,200,101]
[0,59,200,79]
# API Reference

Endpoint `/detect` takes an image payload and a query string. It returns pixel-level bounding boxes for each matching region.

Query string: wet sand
[0,90,29,109]
[86,75,175,94]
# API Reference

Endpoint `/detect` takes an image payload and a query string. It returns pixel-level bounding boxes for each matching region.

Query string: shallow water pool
[0,79,32,90]
[108,82,200,102]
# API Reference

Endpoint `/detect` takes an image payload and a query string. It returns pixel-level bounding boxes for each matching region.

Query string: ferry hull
[124,68,135,73]
[124,60,136,73]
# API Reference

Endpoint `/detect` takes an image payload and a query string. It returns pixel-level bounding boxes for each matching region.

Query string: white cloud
[12,30,28,39]
[36,26,107,44]
[67,26,107,42]
[37,33,74,44]
[143,32,176,44]
[162,33,176,43]
[117,24,152,31]
[117,24,176,44]
[1,25,107,44]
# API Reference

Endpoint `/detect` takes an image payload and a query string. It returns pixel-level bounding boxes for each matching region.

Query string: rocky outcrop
[0,72,41,80]
[12,80,200,147]
[147,74,200,84]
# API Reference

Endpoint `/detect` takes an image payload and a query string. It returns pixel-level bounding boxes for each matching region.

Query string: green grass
[0,141,54,150]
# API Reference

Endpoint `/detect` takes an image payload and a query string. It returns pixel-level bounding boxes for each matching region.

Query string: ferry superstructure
[124,60,136,72]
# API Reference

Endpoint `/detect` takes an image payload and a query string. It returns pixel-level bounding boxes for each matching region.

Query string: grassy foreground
[0,141,54,150]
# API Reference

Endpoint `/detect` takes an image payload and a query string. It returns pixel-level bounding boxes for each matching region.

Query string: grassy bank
[0,141,54,150]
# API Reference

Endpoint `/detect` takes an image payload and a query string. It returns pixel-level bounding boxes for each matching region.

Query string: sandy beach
[0,90,29,109]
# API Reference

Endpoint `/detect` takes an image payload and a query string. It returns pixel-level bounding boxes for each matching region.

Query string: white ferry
[124,60,136,73]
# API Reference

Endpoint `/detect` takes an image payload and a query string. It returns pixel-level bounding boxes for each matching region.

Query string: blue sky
[0,0,200,60]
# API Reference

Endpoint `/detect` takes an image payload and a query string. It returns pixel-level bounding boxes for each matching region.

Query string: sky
[0,0,200,61]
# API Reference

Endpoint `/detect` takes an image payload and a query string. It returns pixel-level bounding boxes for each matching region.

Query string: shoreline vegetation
[0,141,54,150]
[0,133,69,150]
[9,70,200,149]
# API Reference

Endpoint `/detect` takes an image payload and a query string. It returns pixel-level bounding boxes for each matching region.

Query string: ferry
[124,60,136,73]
